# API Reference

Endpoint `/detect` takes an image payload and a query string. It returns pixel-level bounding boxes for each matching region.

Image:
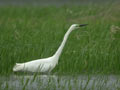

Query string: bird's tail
[13,63,24,72]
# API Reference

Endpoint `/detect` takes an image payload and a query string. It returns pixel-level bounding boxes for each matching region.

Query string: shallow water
[0,74,120,90]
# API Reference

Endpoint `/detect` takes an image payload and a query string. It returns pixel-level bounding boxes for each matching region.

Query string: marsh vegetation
[0,1,120,89]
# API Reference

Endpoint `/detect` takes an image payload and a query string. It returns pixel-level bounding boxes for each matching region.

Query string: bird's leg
[47,71,51,75]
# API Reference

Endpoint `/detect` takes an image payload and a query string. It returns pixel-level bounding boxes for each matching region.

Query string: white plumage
[13,24,87,73]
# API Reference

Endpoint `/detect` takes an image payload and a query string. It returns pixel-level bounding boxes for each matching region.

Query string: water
[0,74,120,90]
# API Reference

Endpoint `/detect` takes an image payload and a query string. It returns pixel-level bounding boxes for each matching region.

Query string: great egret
[13,24,87,73]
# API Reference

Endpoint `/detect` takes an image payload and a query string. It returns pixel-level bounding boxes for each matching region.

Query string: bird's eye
[76,25,79,27]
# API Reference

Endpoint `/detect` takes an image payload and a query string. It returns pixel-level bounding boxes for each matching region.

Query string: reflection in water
[1,74,120,90]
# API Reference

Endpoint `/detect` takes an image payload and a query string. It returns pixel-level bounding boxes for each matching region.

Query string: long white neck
[53,27,73,59]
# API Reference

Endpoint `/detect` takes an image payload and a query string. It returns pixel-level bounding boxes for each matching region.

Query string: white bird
[13,24,87,73]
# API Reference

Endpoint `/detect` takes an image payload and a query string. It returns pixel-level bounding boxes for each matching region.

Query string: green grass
[0,3,120,75]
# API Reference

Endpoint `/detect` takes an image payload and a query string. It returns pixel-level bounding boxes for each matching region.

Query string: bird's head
[70,24,88,30]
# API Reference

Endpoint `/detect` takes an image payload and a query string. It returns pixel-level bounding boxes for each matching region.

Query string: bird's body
[13,24,87,73]
[13,56,58,73]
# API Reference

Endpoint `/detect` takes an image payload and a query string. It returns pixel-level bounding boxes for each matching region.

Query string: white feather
[13,24,87,73]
